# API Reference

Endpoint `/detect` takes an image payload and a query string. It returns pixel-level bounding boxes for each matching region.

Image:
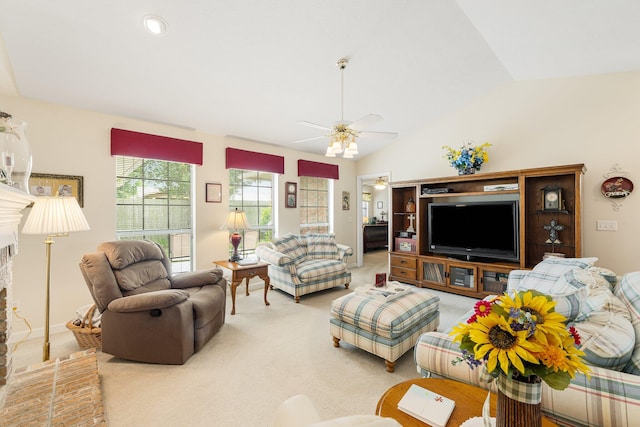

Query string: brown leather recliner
[79,240,227,364]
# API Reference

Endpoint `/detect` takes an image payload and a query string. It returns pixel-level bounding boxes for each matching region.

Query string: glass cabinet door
[420,259,446,287]
[447,262,477,292]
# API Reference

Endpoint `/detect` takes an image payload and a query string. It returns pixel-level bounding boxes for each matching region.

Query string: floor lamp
[22,196,90,361]
[221,208,250,262]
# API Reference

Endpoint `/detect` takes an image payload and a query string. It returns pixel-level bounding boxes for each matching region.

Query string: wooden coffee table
[376,378,558,426]
[214,260,270,315]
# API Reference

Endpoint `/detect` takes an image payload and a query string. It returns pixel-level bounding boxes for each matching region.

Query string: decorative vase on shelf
[405,197,416,213]
[0,111,32,193]
[458,167,476,176]
[496,374,542,427]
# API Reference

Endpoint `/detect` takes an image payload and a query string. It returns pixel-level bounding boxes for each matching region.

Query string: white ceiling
[1,0,639,158]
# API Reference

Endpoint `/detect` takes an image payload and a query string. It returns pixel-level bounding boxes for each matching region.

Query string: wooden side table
[376,378,558,426]
[214,260,270,315]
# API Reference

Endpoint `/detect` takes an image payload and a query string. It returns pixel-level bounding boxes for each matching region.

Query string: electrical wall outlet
[596,220,618,231]
[11,300,20,312]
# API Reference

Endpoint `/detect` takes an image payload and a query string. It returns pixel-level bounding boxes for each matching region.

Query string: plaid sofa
[255,233,353,302]
[414,258,640,427]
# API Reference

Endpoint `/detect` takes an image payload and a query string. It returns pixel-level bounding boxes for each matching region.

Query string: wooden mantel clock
[541,185,563,211]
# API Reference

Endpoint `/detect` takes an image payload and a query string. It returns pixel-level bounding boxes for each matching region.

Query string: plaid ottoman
[330,287,439,372]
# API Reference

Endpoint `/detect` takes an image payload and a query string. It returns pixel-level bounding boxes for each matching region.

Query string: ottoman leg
[385,360,395,373]
[332,336,341,347]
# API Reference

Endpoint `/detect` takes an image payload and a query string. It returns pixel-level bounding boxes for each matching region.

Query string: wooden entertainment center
[389,164,585,298]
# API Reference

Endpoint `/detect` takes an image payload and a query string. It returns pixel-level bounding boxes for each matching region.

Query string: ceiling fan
[293,58,398,158]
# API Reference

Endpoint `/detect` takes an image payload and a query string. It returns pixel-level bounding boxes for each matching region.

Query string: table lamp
[221,208,250,262]
[22,196,90,361]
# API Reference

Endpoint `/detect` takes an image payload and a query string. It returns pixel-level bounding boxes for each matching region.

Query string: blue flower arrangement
[443,141,491,173]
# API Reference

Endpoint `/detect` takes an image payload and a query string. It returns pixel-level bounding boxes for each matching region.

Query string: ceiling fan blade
[297,120,332,131]
[350,114,383,130]
[291,135,328,144]
[359,130,399,139]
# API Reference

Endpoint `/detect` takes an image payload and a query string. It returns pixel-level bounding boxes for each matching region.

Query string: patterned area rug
[0,348,105,426]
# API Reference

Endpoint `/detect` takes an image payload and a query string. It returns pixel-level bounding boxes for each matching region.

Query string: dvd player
[423,188,453,194]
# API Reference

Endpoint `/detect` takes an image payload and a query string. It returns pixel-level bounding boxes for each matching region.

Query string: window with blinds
[228,169,274,254]
[115,156,193,272]
[299,176,331,234]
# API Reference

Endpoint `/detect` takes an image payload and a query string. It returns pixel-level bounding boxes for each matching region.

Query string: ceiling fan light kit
[294,58,397,158]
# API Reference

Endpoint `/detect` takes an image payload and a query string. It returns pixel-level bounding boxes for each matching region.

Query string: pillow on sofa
[573,309,635,371]
[557,271,634,370]
[305,233,339,260]
[551,267,617,320]
[508,257,598,294]
[273,233,307,265]
[613,272,640,374]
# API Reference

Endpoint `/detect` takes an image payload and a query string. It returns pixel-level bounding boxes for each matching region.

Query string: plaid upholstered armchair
[79,240,227,364]
[255,233,353,302]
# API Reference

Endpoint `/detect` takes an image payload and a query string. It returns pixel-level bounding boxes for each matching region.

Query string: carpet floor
[10,250,477,426]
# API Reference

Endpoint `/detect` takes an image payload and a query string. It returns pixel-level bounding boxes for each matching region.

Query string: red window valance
[111,128,203,165]
[298,160,339,180]
[225,147,284,174]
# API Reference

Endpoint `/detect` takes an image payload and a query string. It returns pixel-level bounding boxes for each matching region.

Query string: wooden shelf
[420,190,520,198]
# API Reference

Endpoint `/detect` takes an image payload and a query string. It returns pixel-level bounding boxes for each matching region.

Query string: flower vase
[0,116,32,193]
[496,374,542,427]
[458,167,476,175]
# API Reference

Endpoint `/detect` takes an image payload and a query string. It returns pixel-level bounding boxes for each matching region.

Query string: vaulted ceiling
[1,1,639,158]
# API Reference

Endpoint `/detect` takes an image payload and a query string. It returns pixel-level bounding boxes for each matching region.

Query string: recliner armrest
[107,289,190,313]
[255,245,295,267]
[172,268,224,289]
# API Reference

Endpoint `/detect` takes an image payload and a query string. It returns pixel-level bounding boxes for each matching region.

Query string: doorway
[356,172,391,267]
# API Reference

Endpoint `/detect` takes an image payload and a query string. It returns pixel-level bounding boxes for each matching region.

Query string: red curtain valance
[111,128,203,165]
[225,147,284,174]
[298,160,339,180]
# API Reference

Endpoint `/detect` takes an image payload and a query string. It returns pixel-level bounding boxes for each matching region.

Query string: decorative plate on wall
[601,176,633,199]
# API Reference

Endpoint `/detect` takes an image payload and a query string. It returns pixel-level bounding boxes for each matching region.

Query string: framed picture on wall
[342,191,350,210]
[285,182,297,208]
[29,173,84,207]
[205,183,222,203]
[377,201,383,209]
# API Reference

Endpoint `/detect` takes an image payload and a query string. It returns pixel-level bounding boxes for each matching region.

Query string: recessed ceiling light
[143,15,168,35]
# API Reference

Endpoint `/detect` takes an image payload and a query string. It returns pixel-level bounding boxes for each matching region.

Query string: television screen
[428,201,519,262]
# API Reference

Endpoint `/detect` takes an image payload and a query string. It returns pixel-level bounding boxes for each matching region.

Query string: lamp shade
[22,196,90,235]
[221,208,250,231]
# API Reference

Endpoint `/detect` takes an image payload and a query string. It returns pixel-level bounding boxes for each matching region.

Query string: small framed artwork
[205,183,222,203]
[29,173,84,207]
[285,182,297,208]
[377,201,383,209]
[342,191,350,210]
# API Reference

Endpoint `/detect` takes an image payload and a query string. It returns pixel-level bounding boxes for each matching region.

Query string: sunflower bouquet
[450,290,590,390]
[442,141,491,172]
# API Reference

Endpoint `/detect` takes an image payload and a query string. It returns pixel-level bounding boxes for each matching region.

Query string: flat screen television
[428,200,519,262]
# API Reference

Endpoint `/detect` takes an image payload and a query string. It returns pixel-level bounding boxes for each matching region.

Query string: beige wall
[356,71,640,274]
[0,95,357,335]
[6,70,639,336]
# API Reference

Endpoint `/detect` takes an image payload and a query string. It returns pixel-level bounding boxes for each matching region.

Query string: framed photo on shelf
[205,182,222,203]
[285,182,297,208]
[29,173,84,207]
